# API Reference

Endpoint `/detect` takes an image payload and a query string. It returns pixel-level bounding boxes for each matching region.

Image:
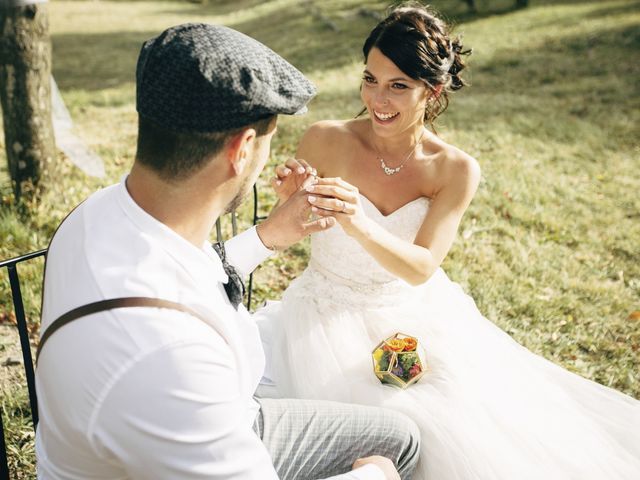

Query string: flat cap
[136,23,316,133]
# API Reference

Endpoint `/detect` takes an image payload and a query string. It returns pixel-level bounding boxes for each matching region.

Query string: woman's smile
[373,110,400,123]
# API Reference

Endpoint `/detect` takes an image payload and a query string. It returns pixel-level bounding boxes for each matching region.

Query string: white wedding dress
[256,194,640,480]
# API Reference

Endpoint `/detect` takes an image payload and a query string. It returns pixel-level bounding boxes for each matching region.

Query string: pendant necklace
[373,128,425,176]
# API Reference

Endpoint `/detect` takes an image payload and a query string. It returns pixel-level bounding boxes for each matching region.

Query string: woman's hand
[305,177,370,237]
[271,158,317,203]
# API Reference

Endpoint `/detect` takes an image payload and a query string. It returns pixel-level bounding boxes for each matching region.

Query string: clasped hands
[256,158,368,251]
[275,158,368,229]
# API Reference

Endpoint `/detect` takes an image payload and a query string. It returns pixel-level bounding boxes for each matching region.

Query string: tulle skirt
[255,267,640,480]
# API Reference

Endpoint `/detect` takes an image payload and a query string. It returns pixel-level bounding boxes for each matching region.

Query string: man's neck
[126,163,228,248]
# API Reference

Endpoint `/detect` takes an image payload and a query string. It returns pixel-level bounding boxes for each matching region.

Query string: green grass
[1,0,639,476]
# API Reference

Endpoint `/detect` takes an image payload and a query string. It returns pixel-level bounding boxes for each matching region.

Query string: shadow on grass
[50,2,386,91]
[458,20,639,144]
[477,22,639,90]
[172,0,393,72]
[580,0,640,19]
[228,5,369,73]
[302,11,639,149]
[445,0,531,23]
[52,30,153,91]
[535,0,634,5]
[50,0,640,128]
[160,0,273,17]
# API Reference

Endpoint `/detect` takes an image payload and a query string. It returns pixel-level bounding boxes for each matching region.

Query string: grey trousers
[254,398,420,480]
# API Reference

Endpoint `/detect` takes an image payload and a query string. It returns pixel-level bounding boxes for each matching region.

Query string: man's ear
[226,128,257,176]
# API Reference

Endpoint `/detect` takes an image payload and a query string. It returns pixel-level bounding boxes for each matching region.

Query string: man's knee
[385,410,421,477]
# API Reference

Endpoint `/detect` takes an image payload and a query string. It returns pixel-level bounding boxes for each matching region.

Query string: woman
[258,3,640,479]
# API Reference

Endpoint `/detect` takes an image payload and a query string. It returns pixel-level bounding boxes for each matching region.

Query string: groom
[35,24,420,479]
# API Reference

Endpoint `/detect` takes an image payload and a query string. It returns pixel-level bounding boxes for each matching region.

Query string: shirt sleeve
[224,226,273,278]
[91,335,279,480]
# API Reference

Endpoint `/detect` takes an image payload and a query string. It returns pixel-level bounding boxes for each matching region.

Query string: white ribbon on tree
[51,77,105,178]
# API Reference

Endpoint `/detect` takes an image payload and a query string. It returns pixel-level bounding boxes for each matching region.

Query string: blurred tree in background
[0,0,55,203]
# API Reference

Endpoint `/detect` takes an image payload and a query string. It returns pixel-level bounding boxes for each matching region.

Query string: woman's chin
[372,123,401,138]
[371,120,403,138]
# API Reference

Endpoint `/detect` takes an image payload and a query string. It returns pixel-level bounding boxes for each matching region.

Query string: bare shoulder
[296,119,364,174]
[299,119,360,146]
[423,138,481,203]
[444,144,481,188]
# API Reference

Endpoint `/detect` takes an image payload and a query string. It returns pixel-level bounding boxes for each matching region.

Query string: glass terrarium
[372,333,426,389]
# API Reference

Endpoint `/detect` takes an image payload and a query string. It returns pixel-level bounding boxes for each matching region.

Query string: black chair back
[0,249,45,479]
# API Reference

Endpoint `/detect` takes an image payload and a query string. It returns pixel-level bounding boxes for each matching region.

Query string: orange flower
[385,338,406,352]
[402,337,418,352]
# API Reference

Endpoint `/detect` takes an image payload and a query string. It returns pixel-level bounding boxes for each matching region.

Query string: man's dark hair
[135,115,276,181]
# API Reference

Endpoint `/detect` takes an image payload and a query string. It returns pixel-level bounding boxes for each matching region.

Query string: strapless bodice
[308,194,430,285]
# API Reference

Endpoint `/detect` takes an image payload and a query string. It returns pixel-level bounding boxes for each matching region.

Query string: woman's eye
[392,83,408,90]
[363,75,376,84]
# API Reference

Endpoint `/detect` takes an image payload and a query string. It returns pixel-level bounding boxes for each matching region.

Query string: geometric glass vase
[372,332,426,389]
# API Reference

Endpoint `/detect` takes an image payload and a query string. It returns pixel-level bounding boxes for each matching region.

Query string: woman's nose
[374,90,389,107]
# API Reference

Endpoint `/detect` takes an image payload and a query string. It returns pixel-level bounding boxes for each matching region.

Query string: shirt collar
[115,175,228,285]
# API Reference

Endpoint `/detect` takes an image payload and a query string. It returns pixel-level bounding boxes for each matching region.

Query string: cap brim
[292,105,308,115]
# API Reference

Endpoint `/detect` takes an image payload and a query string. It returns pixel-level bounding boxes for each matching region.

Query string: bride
[256,3,640,479]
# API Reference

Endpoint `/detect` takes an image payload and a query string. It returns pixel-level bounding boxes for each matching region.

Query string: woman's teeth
[374,111,399,121]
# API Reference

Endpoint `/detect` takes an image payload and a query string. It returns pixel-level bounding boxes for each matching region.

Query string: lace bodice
[283,194,430,309]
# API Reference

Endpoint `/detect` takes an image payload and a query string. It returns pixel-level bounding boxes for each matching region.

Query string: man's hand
[256,189,336,251]
[271,158,317,203]
[352,456,400,480]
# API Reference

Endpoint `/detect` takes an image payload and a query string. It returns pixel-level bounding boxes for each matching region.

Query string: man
[35,24,420,479]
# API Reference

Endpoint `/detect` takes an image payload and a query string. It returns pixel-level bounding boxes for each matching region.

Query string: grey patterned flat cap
[136,23,316,133]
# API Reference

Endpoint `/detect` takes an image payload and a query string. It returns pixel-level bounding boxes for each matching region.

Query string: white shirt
[35,178,383,480]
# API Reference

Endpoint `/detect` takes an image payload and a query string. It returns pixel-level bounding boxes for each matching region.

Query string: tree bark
[0,2,55,202]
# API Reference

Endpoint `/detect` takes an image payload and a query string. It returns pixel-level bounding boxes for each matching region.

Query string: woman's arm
[308,154,480,285]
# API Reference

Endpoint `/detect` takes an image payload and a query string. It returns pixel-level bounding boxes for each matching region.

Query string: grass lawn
[0,0,639,476]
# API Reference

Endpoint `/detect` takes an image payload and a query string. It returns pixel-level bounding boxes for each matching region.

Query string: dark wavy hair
[361,2,471,131]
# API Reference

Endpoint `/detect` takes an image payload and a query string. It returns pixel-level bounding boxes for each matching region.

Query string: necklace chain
[372,129,425,176]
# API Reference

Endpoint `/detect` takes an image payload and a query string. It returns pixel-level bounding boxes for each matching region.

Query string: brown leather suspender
[36,297,210,364]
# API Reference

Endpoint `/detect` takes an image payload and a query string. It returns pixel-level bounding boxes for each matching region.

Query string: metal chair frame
[0,185,265,478]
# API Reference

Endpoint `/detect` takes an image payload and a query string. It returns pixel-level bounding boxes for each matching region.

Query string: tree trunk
[0,1,55,202]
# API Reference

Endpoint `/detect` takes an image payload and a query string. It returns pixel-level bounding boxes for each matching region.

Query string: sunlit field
[0,0,638,476]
